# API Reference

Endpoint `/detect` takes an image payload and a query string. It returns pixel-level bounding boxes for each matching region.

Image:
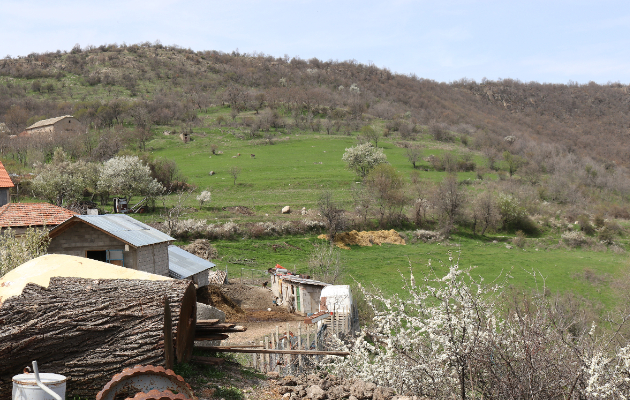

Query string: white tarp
[320,285,353,313]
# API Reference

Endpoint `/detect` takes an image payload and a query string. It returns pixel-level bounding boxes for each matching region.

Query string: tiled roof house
[0,203,77,234]
[0,162,14,207]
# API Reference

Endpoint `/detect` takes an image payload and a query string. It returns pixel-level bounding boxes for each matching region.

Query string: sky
[2,0,630,84]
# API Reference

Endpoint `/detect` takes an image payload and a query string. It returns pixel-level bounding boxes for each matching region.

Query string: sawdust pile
[197,285,244,320]
[318,229,406,249]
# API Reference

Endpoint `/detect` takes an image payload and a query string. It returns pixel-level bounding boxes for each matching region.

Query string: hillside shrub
[561,230,590,248]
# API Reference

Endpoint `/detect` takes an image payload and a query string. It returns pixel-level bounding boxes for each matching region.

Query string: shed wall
[136,243,169,275]
[48,222,136,268]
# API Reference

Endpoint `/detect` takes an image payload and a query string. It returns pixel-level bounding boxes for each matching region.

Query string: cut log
[0,277,196,399]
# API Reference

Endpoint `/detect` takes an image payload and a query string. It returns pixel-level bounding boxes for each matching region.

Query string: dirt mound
[242,309,304,323]
[196,285,244,321]
[222,206,255,215]
[221,283,275,309]
[318,229,406,249]
[181,239,217,260]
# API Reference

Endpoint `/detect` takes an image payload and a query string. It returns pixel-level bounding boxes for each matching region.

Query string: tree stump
[0,277,196,399]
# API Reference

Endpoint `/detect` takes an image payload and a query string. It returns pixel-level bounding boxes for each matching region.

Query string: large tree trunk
[0,277,196,399]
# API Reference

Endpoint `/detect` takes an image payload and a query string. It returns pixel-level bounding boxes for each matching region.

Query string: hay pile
[318,230,406,249]
[182,239,217,260]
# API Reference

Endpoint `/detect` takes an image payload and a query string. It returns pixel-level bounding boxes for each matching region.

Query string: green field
[123,109,630,315]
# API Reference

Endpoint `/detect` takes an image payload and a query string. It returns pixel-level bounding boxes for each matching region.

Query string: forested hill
[1,42,629,169]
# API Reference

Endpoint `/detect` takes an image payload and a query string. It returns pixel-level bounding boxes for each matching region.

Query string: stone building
[24,115,82,136]
[0,162,13,207]
[48,214,174,276]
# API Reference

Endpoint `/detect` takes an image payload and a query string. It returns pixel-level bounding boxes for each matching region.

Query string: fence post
[298,322,303,371]
[263,336,268,373]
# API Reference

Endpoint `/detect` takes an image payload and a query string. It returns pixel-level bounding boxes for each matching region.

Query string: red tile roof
[0,203,77,228]
[0,162,13,188]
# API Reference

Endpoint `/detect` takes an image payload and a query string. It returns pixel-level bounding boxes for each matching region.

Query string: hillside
[2,43,630,319]
[1,42,630,169]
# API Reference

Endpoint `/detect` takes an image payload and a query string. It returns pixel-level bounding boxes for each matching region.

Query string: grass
[206,232,629,312]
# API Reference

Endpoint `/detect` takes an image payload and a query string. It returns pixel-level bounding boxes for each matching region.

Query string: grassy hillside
[2,43,630,319]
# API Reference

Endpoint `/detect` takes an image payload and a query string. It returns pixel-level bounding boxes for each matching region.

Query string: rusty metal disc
[96,365,195,400]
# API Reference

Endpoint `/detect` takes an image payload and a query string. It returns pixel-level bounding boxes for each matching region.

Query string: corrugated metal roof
[276,274,330,287]
[76,214,174,247]
[168,245,215,279]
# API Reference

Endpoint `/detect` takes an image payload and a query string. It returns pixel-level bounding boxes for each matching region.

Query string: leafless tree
[473,191,500,235]
[432,174,465,229]
[318,190,346,244]
[308,244,344,284]
[229,166,241,185]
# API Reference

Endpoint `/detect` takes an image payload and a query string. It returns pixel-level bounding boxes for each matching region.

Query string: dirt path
[218,283,306,345]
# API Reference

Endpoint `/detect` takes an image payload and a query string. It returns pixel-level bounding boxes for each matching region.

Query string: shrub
[561,231,589,248]
[412,229,444,243]
[512,230,527,248]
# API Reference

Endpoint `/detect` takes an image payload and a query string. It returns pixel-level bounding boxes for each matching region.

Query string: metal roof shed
[168,245,216,287]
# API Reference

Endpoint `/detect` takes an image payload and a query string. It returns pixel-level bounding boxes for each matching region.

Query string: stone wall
[269,372,419,400]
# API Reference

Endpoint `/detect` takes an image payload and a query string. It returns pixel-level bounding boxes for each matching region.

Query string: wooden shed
[270,271,329,315]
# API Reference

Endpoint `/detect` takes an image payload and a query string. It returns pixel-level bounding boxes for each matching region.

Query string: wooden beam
[198,346,350,356]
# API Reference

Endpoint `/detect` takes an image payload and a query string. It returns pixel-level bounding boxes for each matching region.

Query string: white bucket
[12,373,66,400]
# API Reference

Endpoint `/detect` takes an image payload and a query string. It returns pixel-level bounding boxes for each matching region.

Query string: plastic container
[12,372,66,400]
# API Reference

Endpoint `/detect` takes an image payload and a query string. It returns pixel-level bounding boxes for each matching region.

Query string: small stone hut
[25,115,81,136]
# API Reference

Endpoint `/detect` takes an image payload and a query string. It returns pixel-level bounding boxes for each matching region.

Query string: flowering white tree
[196,190,211,209]
[98,155,164,202]
[323,257,630,398]
[342,143,387,178]
[32,149,100,206]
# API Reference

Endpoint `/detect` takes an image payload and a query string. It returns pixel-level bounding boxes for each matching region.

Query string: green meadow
[127,108,630,314]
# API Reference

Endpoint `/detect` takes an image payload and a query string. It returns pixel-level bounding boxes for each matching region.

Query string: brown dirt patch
[196,285,244,320]
[318,229,406,249]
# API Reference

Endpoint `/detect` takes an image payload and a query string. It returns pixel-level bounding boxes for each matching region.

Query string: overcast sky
[3,0,630,84]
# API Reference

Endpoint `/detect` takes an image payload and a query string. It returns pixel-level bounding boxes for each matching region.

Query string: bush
[561,231,590,248]
[412,229,444,243]
[511,230,526,248]
[577,214,595,235]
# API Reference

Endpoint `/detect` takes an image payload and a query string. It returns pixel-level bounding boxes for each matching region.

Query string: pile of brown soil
[318,229,406,249]
[196,285,244,320]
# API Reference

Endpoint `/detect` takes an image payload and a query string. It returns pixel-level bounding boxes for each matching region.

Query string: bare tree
[473,191,500,235]
[318,190,346,244]
[433,174,465,229]
[308,244,344,284]
[229,166,241,185]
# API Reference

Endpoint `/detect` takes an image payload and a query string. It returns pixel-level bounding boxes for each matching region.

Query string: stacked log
[0,277,196,399]
[195,319,246,341]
